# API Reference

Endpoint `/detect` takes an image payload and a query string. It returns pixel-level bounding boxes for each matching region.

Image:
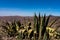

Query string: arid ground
[0,16,60,40]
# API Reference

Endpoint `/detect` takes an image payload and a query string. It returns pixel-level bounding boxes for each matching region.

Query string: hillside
[0,16,60,40]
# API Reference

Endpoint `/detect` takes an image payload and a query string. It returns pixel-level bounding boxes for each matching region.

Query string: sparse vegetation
[0,13,60,40]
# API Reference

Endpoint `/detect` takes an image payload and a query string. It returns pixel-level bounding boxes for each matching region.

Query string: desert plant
[33,13,53,40]
[2,20,21,37]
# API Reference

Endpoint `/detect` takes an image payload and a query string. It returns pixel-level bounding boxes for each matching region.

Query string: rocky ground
[0,16,60,40]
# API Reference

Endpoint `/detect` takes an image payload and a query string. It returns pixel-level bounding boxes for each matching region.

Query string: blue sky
[0,0,60,16]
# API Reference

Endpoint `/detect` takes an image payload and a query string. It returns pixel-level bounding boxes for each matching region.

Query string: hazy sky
[0,0,60,16]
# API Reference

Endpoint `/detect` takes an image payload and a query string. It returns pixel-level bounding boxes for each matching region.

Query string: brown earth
[0,15,60,40]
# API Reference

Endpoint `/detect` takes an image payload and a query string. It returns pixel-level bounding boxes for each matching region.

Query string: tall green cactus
[34,13,51,40]
[34,13,37,31]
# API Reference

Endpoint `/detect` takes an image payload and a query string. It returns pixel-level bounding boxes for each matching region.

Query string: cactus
[34,13,37,40]
[16,32,23,40]
[33,13,51,40]
[2,20,21,37]
[34,13,37,31]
